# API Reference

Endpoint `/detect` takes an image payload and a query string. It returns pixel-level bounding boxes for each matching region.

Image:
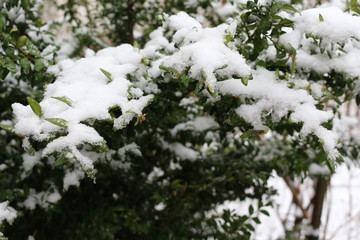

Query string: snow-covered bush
[1,0,360,239]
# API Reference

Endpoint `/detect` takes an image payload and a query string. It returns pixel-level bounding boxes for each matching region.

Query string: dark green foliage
[2,0,360,239]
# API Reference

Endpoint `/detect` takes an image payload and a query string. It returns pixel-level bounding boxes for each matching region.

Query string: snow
[23,188,61,210]
[249,164,360,240]
[0,201,16,237]
[63,169,85,191]
[5,4,25,23]
[309,163,331,175]
[0,201,16,224]
[154,202,166,211]
[169,143,200,161]
[160,12,252,92]
[166,12,202,30]
[10,9,345,176]
[170,116,219,135]
[280,6,360,77]
[147,167,164,183]
[141,27,174,57]
[12,44,154,173]
[22,152,41,171]
[213,2,237,18]
[218,68,339,160]
[3,2,360,239]
[310,82,324,99]
[161,139,200,161]
[0,164,7,171]
[294,7,360,43]
[107,143,142,170]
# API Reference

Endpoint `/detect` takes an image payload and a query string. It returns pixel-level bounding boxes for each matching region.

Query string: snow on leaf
[12,45,153,173]
[218,68,339,160]
[159,12,252,93]
[51,96,73,107]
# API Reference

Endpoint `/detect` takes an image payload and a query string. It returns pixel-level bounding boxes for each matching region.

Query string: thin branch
[127,0,135,45]
[283,176,309,219]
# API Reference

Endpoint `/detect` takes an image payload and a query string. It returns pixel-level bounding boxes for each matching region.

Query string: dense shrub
[1,0,360,239]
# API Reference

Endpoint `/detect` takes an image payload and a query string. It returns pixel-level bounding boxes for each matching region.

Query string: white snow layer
[0,201,16,224]
[218,68,339,160]
[11,10,343,173]
[161,12,252,92]
[12,44,154,172]
[23,189,61,210]
[280,6,360,77]
[0,201,17,236]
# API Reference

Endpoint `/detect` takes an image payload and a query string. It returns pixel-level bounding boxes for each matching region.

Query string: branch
[283,176,309,219]
[127,0,135,45]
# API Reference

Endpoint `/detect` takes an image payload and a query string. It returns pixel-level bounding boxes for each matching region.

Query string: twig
[283,176,309,219]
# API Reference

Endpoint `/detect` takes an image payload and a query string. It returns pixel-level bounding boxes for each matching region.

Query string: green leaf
[100,68,112,82]
[241,130,254,138]
[0,13,6,29]
[159,65,180,77]
[45,118,68,128]
[253,217,261,224]
[84,168,96,181]
[17,35,27,48]
[325,158,335,174]
[288,82,295,88]
[19,58,30,73]
[256,60,266,68]
[282,4,299,13]
[134,118,140,126]
[350,0,358,8]
[216,64,228,70]
[23,139,35,156]
[25,39,41,57]
[94,140,109,152]
[0,125,15,133]
[240,12,249,23]
[249,205,254,215]
[270,2,285,15]
[289,46,297,56]
[10,28,18,34]
[4,46,16,58]
[352,6,360,14]
[26,97,43,117]
[4,61,16,73]
[319,14,324,22]
[344,94,353,102]
[55,151,69,166]
[245,223,255,231]
[133,40,140,49]
[258,16,271,32]
[21,0,30,9]
[34,59,45,71]
[278,18,294,27]
[260,209,270,216]
[179,73,191,88]
[241,76,250,86]
[51,96,73,107]
[224,34,233,44]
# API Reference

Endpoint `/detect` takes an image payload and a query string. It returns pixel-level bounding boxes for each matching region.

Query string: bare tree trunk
[306,177,329,240]
[127,0,135,45]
